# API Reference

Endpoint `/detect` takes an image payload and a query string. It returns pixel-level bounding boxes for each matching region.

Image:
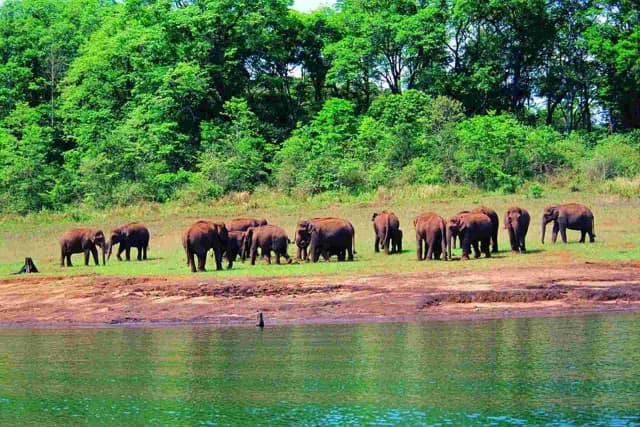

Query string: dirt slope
[1,261,639,326]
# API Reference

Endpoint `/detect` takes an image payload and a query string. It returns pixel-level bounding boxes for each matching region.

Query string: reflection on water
[0,314,639,425]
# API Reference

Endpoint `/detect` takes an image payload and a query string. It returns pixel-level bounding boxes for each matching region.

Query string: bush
[583,137,640,180]
[599,176,640,198]
[454,114,570,192]
[275,98,364,193]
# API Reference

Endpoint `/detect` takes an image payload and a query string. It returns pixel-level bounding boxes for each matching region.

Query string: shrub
[275,98,363,193]
[583,137,640,180]
[599,176,640,198]
[454,114,569,192]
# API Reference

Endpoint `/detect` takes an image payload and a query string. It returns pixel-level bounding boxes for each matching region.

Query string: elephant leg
[214,249,223,271]
[66,254,73,267]
[416,235,423,260]
[383,236,390,255]
[303,247,308,261]
[579,230,586,243]
[265,250,272,265]
[125,246,131,261]
[143,246,148,260]
[374,236,380,253]
[482,239,491,258]
[347,246,354,261]
[461,238,471,260]
[137,247,142,261]
[472,241,481,258]
[275,252,281,265]
[197,254,206,272]
[588,230,595,243]
[520,234,527,253]
[338,250,346,261]
[425,240,434,261]
[560,224,568,243]
[84,250,90,266]
[227,253,234,270]
[551,222,559,243]
[91,247,99,265]
[117,246,124,261]
[188,252,196,273]
[250,243,258,266]
[492,230,498,253]
[508,228,517,253]
[296,247,302,260]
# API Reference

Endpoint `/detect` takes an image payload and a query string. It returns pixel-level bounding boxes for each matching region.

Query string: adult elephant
[224,231,247,269]
[447,213,493,260]
[472,206,499,253]
[245,225,292,265]
[414,212,447,261]
[60,228,107,267]
[294,217,332,261]
[541,203,595,244]
[226,218,268,232]
[183,221,228,272]
[108,222,150,261]
[371,211,401,254]
[504,207,530,253]
[296,218,356,262]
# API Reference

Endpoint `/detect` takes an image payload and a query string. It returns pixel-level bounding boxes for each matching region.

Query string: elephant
[472,206,499,253]
[296,218,356,262]
[226,218,268,232]
[414,212,447,261]
[447,213,493,260]
[294,217,332,260]
[107,222,150,261]
[60,228,107,267]
[541,203,595,244]
[504,207,530,253]
[183,220,229,272]
[245,225,292,265]
[224,231,247,269]
[371,211,401,254]
[449,210,470,250]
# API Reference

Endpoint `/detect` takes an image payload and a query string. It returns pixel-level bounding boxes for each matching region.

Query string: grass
[0,185,638,279]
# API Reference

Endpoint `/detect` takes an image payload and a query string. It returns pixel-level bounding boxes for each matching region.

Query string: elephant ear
[504,212,511,229]
[371,213,378,221]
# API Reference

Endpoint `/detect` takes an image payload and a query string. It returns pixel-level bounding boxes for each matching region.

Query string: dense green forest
[0,0,638,213]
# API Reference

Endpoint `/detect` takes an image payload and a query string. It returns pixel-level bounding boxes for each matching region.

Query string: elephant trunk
[107,241,113,260]
[447,230,453,260]
[102,242,107,265]
[541,217,547,244]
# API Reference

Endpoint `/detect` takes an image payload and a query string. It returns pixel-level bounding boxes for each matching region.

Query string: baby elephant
[504,207,530,253]
[245,225,292,265]
[108,222,150,261]
[224,231,247,269]
[60,228,107,267]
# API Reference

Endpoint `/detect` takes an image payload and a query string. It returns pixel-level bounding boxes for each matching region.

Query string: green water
[0,314,639,425]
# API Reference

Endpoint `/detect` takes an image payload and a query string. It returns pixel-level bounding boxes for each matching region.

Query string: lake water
[0,314,639,425]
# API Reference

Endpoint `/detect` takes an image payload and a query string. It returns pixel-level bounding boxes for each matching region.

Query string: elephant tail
[383,214,391,247]
[352,228,357,255]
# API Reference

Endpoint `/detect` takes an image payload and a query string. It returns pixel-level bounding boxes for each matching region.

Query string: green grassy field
[0,186,638,278]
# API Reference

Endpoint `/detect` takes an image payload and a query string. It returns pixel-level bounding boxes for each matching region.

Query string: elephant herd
[58,203,596,272]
